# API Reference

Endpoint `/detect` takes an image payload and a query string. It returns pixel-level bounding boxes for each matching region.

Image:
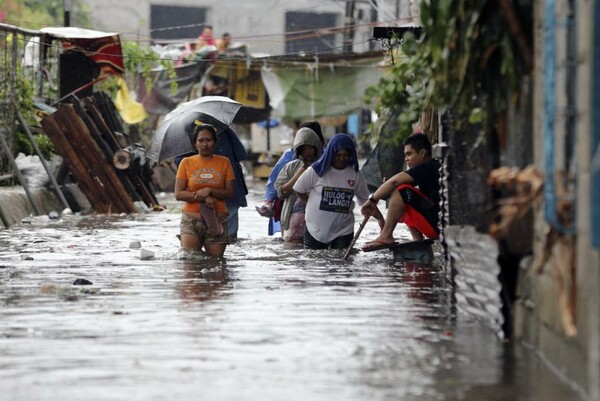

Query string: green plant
[122,41,178,96]
[14,131,56,159]
[367,0,531,143]
[97,41,177,105]
[13,47,57,159]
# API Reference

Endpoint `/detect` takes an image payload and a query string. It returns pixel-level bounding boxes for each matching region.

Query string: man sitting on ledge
[361,134,440,251]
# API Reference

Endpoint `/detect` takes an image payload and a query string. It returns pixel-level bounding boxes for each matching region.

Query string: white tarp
[40,27,119,39]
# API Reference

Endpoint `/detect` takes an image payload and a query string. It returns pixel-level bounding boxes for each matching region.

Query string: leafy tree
[0,0,90,28]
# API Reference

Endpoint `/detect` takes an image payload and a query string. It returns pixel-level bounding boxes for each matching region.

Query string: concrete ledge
[0,185,90,228]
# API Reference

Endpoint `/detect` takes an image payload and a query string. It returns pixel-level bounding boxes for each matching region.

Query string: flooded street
[0,183,582,401]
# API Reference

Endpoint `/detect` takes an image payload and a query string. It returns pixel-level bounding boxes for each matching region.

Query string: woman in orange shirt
[175,124,234,256]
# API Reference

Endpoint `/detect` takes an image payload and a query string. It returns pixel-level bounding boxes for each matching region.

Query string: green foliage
[22,0,64,26]
[122,41,178,96]
[0,0,91,28]
[98,41,177,101]
[15,131,56,159]
[367,0,530,142]
[365,32,430,141]
[12,50,57,159]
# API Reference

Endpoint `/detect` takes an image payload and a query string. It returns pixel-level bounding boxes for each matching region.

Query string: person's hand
[361,202,376,218]
[204,196,216,209]
[195,188,212,201]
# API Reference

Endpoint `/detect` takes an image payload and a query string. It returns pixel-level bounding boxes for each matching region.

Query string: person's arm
[275,162,306,199]
[376,171,415,199]
[296,192,309,203]
[265,149,294,201]
[174,161,198,202]
[175,178,198,202]
[194,159,236,205]
[215,38,225,53]
[196,180,234,202]
[361,171,415,217]
[292,166,314,203]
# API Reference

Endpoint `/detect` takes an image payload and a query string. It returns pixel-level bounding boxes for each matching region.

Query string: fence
[0,23,58,178]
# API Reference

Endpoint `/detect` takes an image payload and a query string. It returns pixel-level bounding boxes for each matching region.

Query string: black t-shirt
[406,159,440,204]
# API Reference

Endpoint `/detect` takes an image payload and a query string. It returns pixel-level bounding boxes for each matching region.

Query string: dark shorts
[180,213,229,244]
[303,229,353,250]
[397,184,439,239]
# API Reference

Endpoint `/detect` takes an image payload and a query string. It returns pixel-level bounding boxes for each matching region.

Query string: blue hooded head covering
[311,133,359,177]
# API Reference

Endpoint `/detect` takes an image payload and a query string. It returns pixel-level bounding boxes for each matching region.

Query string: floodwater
[0,184,582,401]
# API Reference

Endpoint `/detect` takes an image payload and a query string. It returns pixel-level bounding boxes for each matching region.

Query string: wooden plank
[70,100,143,209]
[391,239,435,263]
[80,97,145,203]
[389,239,434,251]
[62,103,137,213]
[94,92,126,135]
[83,97,121,151]
[57,104,128,213]
[41,115,112,213]
[129,170,157,206]
[73,103,141,208]
[84,96,159,208]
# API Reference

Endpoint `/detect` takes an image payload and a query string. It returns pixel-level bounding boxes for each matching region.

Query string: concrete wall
[78,0,420,55]
[514,1,600,399]
[0,185,90,229]
[578,1,600,398]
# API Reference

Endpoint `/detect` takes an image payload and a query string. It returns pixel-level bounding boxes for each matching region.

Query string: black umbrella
[147,96,243,163]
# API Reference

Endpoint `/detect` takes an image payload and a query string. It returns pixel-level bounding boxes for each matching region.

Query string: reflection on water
[179,258,230,303]
[0,191,581,401]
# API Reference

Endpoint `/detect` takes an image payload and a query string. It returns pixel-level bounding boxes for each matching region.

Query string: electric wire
[0,28,387,69]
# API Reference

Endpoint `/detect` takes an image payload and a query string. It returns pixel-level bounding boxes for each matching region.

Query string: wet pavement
[0,184,583,401]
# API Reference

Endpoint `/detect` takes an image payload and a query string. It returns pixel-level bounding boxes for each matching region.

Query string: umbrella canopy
[147,96,243,163]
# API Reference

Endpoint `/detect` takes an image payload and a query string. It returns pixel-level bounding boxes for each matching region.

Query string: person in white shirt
[293,134,384,249]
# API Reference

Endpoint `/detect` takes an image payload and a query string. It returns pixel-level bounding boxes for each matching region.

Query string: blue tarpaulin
[258,119,280,129]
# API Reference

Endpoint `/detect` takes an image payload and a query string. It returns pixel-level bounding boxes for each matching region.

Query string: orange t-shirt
[176,154,234,215]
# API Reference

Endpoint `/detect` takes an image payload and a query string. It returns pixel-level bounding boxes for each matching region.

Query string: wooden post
[71,100,143,208]
[83,97,159,207]
[41,115,112,213]
[60,103,136,213]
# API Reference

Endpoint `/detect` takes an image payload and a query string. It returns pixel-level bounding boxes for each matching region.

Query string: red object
[62,36,124,76]
[272,197,284,222]
[396,184,439,240]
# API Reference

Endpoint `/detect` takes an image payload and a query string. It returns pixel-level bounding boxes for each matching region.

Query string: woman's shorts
[180,213,229,244]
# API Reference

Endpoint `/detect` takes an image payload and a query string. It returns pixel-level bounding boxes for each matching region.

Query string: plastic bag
[15,153,50,188]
